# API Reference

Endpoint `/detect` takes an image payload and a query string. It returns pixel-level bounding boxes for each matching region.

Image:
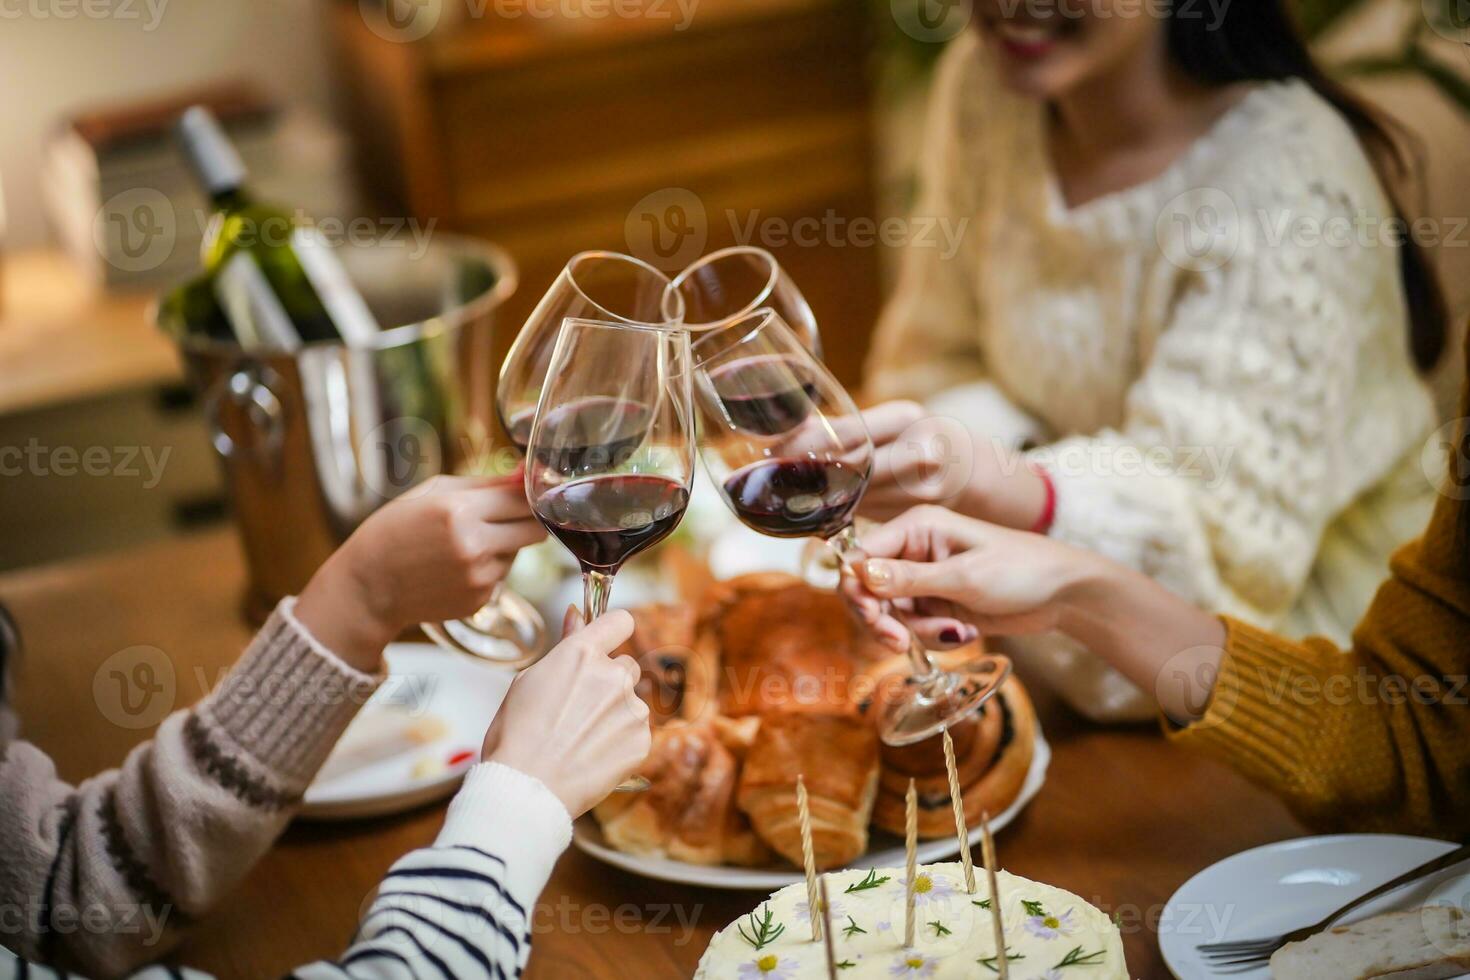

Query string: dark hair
[1167,0,1448,373]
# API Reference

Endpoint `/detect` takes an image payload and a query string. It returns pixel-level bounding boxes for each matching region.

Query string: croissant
[736,713,879,869]
[594,721,771,866]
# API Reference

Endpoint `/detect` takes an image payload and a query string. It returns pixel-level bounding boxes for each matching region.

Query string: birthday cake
[693,862,1126,979]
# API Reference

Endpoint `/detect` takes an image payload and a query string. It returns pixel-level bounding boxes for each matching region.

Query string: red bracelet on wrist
[1028,462,1057,535]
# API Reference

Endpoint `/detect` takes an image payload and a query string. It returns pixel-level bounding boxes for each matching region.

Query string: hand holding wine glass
[480,609,652,817]
[524,318,694,789]
[690,309,1011,746]
[425,252,685,667]
[841,504,1086,645]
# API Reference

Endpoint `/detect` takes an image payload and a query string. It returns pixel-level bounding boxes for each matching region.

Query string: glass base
[614,775,651,793]
[877,654,1012,746]
[423,588,548,670]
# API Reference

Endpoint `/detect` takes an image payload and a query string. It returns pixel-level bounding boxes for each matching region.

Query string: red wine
[507,397,652,472]
[722,457,866,539]
[708,355,818,436]
[534,474,690,570]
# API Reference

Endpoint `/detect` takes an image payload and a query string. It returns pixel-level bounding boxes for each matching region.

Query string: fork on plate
[1195,839,1470,972]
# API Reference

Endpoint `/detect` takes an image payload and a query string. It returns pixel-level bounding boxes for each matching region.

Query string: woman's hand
[481,609,650,817]
[844,504,1097,651]
[295,475,546,672]
[858,401,1048,530]
[847,504,1229,723]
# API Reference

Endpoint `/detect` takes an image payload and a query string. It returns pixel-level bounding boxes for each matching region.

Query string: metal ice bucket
[159,235,518,623]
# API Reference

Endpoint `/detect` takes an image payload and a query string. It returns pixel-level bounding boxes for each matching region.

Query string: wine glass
[690,308,1012,746]
[424,253,685,667]
[526,318,695,790]
[670,246,821,354]
[499,251,686,449]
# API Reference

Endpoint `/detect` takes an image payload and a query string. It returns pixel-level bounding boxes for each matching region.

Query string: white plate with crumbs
[1160,834,1470,979]
[300,643,512,820]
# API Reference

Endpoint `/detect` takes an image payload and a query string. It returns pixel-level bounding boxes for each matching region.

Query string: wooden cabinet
[0,251,220,571]
[329,0,883,383]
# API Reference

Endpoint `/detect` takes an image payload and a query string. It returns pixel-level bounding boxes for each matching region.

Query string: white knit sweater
[866,32,1437,720]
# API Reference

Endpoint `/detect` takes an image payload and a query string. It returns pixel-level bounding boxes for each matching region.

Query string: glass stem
[582,568,615,621]
[827,524,938,684]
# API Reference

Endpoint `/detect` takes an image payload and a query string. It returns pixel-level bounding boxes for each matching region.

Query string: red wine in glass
[707,354,819,436]
[532,474,690,571]
[518,396,652,474]
[692,308,1013,748]
[722,457,866,539]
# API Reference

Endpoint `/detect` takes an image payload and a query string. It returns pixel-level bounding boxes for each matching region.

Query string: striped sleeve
[294,763,572,980]
[0,764,570,980]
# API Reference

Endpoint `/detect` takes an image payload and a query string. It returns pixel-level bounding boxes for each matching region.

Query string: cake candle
[818,876,838,980]
[797,775,822,943]
[979,808,1008,979]
[904,778,917,949]
[941,728,976,894]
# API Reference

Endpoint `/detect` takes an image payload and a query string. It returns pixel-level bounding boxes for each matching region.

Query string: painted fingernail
[864,559,891,587]
[939,627,962,645]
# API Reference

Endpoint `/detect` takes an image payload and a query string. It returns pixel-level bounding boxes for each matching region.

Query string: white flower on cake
[1022,902,1077,940]
[739,953,797,978]
[794,897,846,925]
[898,871,958,907]
[887,951,937,977]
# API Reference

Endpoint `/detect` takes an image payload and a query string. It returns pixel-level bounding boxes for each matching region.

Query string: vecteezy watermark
[204,662,412,713]
[361,0,699,43]
[531,897,704,945]
[93,645,177,730]
[626,187,710,273]
[991,0,1230,27]
[95,188,179,274]
[0,439,172,488]
[726,210,969,261]
[0,899,172,946]
[891,0,972,43]
[0,0,168,29]
[1153,645,1234,730]
[1156,185,1470,272]
[1422,416,1470,501]
[93,187,438,273]
[1422,0,1470,43]
[185,210,438,261]
[1089,898,1239,941]
[888,415,977,505]
[360,416,449,502]
[1256,665,1470,709]
[623,188,970,272]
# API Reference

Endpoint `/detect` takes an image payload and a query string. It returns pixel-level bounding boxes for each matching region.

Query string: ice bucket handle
[205,365,285,463]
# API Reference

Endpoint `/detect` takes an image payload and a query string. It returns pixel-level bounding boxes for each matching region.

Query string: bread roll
[871,678,1036,839]
[699,573,885,718]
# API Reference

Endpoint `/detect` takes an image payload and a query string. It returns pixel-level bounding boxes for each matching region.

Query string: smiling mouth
[987,18,1065,58]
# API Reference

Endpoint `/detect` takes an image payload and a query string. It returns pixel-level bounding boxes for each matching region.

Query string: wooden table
[2,529,1305,978]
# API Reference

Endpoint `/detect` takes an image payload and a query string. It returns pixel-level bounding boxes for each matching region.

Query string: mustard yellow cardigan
[1170,351,1470,838]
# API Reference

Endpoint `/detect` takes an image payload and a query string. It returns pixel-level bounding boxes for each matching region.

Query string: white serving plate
[300,643,512,820]
[572,725,1050,890]
[1160,833,1470,979]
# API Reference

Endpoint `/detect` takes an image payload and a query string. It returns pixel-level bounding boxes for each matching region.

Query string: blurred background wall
[0,0,336,247]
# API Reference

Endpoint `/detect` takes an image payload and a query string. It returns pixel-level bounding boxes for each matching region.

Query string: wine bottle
[174,106,379,350]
